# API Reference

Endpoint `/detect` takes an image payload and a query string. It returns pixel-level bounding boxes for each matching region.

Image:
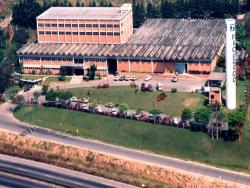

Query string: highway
[0,102,250,186]
[0,154,135,188]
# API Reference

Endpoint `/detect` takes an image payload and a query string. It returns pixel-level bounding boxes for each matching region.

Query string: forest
[11,0,250,28]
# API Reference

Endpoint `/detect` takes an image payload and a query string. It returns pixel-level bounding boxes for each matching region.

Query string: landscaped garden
[21,74,47,80]
[20,74,71,85]
[61,86,206,116]
[43,76,71,85]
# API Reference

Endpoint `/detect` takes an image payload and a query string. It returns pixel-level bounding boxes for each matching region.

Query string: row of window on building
[24,67,59,70]
[20,56,107,63]
[20,56,73,62]
[39,31,121,36]
[38,23,121,28]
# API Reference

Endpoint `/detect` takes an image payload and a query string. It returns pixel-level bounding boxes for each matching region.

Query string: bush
[96,73,101,80]
[209,103,221,112]
[149,109,161,115]
[42,84,49,95]
[13,95,25,104]
[87,64,97,80]
[119,103,128,113]
[4,85,20,100]
[171,88,177,93]
[194,108,211,126]
[58,75,66,81]
[181,108,192,121]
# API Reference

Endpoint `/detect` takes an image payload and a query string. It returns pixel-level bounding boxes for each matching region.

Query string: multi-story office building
[36,4,133,44]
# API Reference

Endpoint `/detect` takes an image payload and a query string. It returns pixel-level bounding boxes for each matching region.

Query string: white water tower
[225,19,236,110]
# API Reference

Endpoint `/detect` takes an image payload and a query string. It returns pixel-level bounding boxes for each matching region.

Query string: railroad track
[0,159,115,188]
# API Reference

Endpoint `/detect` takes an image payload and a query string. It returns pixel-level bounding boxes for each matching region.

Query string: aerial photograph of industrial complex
[0,0,249,187]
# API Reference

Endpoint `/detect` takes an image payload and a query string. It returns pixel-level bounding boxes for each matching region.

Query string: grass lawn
[21,75,47,81]
[43,77,71,85]
[62,87,206,116]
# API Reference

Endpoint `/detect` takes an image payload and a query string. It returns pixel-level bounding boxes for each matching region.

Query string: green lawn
[63,87,206,116]
[21,75,71,84]
[43,77,71,85]
[21,75,47,81]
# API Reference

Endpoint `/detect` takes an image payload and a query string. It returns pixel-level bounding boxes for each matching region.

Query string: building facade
[37,4,133,44]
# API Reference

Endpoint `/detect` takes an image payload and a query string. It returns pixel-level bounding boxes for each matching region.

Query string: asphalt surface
[50,75,206,92]
[0,102,250,186]
[0,154,134,188]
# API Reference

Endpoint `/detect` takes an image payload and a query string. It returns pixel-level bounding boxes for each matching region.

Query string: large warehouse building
[17,4,225,76]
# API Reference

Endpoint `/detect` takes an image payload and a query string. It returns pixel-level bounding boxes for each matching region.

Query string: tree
[87,64,97,80]
[194,108,211,127]
[146,2,159,18]
[59,91,73,101]
[244,14,250,37]
[228,110,245,140]
[14,95,25,104]
[12,0,43,28]
[161,0,172,18]
[42,84,49,95]
[12,28,29,48]
[230,0,240,15]
[119,103,128,116]
[4,85,20,101]
[181,108,192,122]
[45,90,58,101]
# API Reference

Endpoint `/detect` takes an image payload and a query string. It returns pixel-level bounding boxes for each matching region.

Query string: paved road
[0,154,134,188]
[0,102,250,186]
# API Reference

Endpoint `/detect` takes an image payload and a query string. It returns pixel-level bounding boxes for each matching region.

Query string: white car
[70,96,78,102]
[82,97,89,103]
[125,75,131,81]
[171,76,178,82]
[145,75,152,81]
[156,82,163,91]
[114,76,119,81]
[95,106,103,113]
[111,108,119,116]
[130,75,139,81]
[81,103,88,111]
[172,117,180,125]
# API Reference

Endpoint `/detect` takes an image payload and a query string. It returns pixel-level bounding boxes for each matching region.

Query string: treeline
[12,0,249,29]
[0,27,28,93]
[0,29,18,93]
[134,0,244,27]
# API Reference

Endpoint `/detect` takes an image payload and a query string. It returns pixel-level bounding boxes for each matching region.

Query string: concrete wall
[187,55,219,75]
[117,59,176,73]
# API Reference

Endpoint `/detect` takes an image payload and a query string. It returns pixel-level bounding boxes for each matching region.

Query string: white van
[156,82,163,91]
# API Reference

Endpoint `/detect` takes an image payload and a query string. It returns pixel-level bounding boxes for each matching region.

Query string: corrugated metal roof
[18,19,226,61]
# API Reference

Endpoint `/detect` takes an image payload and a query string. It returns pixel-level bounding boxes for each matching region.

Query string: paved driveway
[52,75,206,92]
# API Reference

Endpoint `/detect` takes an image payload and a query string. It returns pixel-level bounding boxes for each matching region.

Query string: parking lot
[56,75,207,92]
